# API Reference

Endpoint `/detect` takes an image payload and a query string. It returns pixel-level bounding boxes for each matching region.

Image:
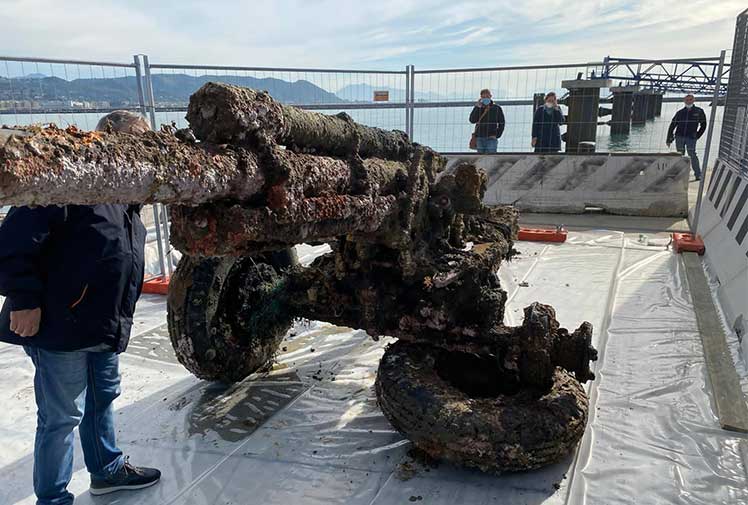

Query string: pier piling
[632,91,647,125]
[561,78,612,153]
[609,85,639,135]
[654,92,663,117]
[645,89,657,120]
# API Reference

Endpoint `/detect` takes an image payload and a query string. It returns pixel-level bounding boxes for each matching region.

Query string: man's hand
[10,308,41,337]
[531,137,537,147]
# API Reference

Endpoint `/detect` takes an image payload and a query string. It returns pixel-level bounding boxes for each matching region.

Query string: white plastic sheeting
[1,232,748,505]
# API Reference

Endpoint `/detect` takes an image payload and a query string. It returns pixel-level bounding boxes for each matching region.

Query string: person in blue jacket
[531,91,565,153]
[666,94,708,181]
[531,92,565,153]
[0,111,161,505]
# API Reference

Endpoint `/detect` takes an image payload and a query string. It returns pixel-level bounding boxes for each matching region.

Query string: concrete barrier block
[445,153,690,217]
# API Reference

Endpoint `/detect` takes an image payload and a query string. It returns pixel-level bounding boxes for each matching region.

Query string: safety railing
[409,60,726,160]
[0,55,145,129]
[1,54,731,157]
[0,51,737,259]
[0,55,171,281]
[144,61,411,136]
[410,61,604,153]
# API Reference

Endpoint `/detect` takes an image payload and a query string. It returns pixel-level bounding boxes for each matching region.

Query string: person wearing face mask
[666,94,707,181]
[531,92,565,153]
[469,89,505,153]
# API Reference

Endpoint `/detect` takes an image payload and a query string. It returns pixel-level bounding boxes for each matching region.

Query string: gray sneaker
[90,457,161,495]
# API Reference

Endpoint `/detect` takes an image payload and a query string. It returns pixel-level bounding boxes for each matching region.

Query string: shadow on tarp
[0,322,573,505]
[509,232,748,505]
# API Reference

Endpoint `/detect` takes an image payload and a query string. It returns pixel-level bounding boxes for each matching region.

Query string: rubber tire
[167,251,296,383]
[375,340,589,473]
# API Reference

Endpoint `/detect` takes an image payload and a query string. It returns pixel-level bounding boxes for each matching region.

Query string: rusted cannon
[0,83,597,472]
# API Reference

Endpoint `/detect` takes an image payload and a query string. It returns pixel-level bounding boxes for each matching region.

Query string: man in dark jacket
[0,111,160,505]
[469,88,506,153]
[666,94,708,180]
[532,91,565,153]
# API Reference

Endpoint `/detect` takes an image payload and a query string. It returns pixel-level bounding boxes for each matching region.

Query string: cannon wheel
[375,340,588,472]
[167,250,297,383]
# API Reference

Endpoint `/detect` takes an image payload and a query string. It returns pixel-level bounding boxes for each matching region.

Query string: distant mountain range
[0,71,467,112]
[0,75,141,107]
[0,73,345,107]
[148,74,343,105]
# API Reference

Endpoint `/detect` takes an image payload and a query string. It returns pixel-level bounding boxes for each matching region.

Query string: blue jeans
[24,346,124,505]
[476,136,498,154]
[675,136,701,178]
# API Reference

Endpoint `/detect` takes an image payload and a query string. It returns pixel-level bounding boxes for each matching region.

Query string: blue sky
[0,0,743,69]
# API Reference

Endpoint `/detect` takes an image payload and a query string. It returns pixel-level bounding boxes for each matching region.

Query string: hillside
[0,73,345,107]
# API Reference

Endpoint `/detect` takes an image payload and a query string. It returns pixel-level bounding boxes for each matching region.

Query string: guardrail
[0,55,173,280]
[1,54,730,155]
[0,50,737,267]
[144,60,411,137]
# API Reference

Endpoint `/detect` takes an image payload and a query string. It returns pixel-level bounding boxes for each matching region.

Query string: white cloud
[0,0,742,69]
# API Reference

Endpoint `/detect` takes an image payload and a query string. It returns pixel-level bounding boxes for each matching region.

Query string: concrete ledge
[445,153,690,217]
[683,252,748,432]
[519,212,689,233]
[561,78,613,89]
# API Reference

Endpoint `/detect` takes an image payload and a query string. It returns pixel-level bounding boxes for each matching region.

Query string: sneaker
[90,457,161,495]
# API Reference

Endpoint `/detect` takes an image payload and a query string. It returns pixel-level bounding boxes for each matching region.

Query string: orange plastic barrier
[142,276,170,295]
[517,227,568,243]
[672,233,705,255]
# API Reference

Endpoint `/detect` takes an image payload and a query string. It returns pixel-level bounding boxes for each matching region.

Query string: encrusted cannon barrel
[0,126,411,207]
[187,82,415,159]
[0,128,442,254]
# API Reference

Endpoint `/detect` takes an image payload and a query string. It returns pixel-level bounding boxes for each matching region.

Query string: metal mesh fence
[411,61,726,160]
[0,56,144,131]
[720,9,748,172]
[0,50,739,261]
[604,57,727,169]
[145,62,409,134]
[412,62,603,153]
[0,55,176,278]
[0,54,731,161]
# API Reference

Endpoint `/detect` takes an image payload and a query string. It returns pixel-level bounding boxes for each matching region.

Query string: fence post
[141,54,157,130]
[692,49,727,235]
[132,55,147,116]
[404,65,411,138]
[161,205,174,275]
[151,202,167,280]
[140,53,171,273]
[408,65,416,141]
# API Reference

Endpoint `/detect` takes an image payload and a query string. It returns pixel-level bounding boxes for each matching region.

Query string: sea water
[0,102,723,161]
